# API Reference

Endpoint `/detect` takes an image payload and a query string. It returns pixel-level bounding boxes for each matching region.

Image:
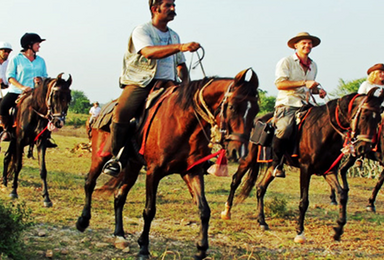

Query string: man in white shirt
[103,0,200,177]
[89,102,101,125]
[272,32,326,178]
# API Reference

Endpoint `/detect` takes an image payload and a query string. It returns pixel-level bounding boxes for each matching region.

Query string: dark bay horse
[336,120,384,212]
[221,90,384,243]
[76,68,259,259]
[1,73,72,207]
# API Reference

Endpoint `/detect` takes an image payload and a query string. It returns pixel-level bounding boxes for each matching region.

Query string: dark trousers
[112,82,154,124]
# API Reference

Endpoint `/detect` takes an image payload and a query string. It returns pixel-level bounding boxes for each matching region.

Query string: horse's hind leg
[182,170,210,260]
[221,143,259,220]
[295,167,311,242]
[367,168,384,212]
[324,172,348,241]
[256,164,274,230]
[113,161,142,237]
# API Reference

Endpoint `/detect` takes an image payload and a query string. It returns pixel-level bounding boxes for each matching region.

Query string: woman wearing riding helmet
[0,33,56,147]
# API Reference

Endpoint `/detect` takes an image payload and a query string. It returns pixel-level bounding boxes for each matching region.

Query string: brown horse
[335,120,384,212]
[1,73,72,207]
[76,68,259,259]
[221,90,384,243]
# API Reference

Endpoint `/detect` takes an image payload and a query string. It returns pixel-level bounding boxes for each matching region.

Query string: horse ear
[249,70,259,89]
[67,74,72,86]
[234,68,253,85]
[367,87,378,97]
[57,73,64,80]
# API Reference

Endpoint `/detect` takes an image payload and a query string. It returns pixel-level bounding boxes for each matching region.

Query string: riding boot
[0,115,11,142]
[102,122,131,177]
[46,132,58,148]
[271,137,286,178]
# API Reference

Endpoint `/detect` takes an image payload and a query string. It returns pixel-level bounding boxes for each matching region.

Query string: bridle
[327,94,381,146]
[193,79,257,148]
[33,79,69,124]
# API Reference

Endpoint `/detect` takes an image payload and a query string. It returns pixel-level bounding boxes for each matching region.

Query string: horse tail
[235,143,263,204]
[236,164,259,204]
[94,172,124,196]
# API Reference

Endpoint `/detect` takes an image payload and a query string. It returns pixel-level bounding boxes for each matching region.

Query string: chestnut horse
[76,68,259,259]
[1,73,72,207]
[221,90,384,243]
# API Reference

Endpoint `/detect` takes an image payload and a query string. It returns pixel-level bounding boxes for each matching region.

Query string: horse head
[338,88,384,157]
[48,73,72,128]
[222,68,259,161]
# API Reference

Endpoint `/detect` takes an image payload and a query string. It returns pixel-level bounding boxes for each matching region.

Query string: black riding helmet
[20,33,45,51]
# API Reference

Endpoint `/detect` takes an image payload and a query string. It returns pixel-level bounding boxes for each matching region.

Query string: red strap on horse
[185,149,223,172]
[323,152,344,175]
[34,125,48,142]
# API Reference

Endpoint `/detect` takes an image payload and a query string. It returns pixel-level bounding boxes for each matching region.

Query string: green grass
[1,127,384,259]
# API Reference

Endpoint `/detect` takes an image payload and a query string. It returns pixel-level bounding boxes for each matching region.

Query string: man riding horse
[271,32,327,178]
[103,0,201,176]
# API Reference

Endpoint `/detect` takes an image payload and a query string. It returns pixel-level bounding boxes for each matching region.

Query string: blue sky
[2,0,383,103]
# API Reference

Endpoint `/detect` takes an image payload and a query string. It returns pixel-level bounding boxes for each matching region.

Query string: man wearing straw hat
[271,32,326,178]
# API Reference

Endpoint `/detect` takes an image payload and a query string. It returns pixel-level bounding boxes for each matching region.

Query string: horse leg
[182,171,210,260]
[138,168,160,257]
[326,156,354,206]
[295,167,311,242]
[2,145,13,187]
[7,139,22,199]
[366,168,384,212]
[76,156,108,232]
[113,161,142,237]
[77,131,111,232]
[324,172,348,241]
[37,145,52,207]
[221,143,259,220]
[256,165,274,230]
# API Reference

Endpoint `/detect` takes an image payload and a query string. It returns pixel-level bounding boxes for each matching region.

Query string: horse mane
[175,77,216,110]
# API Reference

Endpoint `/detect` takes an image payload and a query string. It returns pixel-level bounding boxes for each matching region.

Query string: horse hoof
[330,201,338,206]
[194,252,207,260]
[76,217,89,232]
[220,211,231,220]
[44,201,53,208]
[9,193,18,199]
[294,234,306,244]
[366,206,376,213]
[260,224,269,231]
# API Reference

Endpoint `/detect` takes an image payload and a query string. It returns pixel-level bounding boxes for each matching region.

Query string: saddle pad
[92,99,118,132]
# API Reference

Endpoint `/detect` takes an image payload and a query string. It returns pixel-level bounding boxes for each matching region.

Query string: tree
[69,90,91,114]
[330,77,366,98]
[258,89,276,116]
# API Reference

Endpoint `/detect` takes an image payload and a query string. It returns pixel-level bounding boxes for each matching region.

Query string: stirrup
[0,131,11,142]
[273,166,286,178]
[102,159,122,178]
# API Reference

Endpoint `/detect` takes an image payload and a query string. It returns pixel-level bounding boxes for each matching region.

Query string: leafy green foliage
[65,111,89,128]
[330,78,366,98]
[0,201,32,259]
[258,89,276,115]
[69,90,91,114]
[265,196,288,218]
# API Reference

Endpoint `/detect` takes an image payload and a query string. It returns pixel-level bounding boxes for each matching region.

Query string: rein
[193,79,234,148]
